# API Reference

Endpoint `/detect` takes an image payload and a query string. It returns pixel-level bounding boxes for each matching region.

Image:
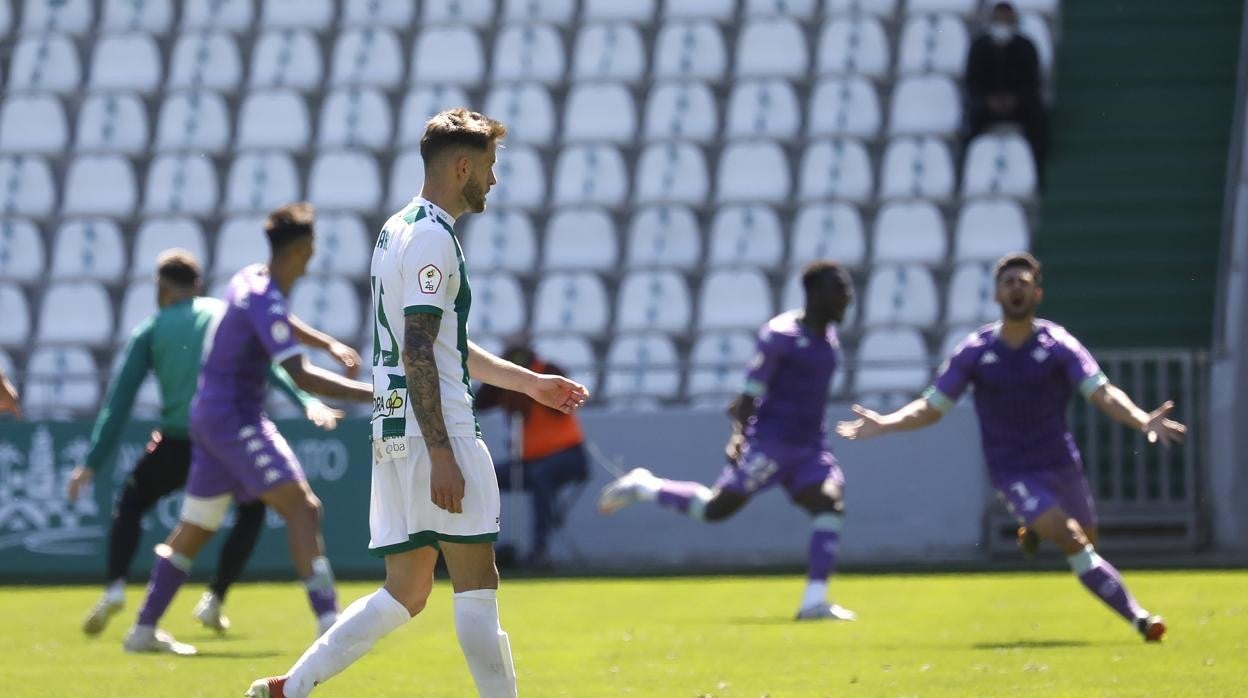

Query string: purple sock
[807,529,841,581]
[305,556,339,618]
[655,480,710,518]
[136,556,189,627]
[1071,548,1144,623]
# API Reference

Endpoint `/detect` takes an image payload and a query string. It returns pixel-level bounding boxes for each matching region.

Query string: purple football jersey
[743,311,840,448]
[926,319,1107,474]
[194,264,303,421]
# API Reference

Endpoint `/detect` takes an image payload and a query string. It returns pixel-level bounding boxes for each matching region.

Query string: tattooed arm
[403,312,464,513]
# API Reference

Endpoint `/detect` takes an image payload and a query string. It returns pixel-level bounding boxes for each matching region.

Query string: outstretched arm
[288,313,361,378]
[835,397,945,441]
[1088,384,1187,446]
[280,354,372,404]
[467,341,588,414]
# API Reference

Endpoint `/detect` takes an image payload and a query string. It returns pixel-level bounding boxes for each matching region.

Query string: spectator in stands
[0,367,20,418]
[477,342,589,567]
[964,1,1048,182]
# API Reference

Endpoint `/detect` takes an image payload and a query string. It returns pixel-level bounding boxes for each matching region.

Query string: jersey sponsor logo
[419,264,443,294]
[271,320,291,344]
[979,350,999,366]
[1031,347,1050,363]
[372,390,406,419]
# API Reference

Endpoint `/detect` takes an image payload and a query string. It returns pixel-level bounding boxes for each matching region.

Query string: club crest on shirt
[979,350,999,365]
[271,320,291,344]
[1031,347,1050,363]
[420,264,443,294]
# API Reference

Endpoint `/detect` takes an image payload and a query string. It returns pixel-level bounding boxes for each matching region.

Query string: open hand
[835,404,888,441]
[724,432,746,463]
[306,401,345,431]
[526,375,589,414]
[0,375,21,418]
[67,466,94,503]
[328,341,362,379]
[1143,401,1187,447]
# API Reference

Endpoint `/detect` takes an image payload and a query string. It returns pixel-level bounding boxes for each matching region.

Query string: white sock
[453,589,517,698]
[105,579,125,602]
[285,588,410,698]
[800,580,828,610]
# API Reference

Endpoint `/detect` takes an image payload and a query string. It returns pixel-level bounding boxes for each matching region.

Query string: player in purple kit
[837,252,1185,642]
[599,261,857,621]
[122,203,374,655]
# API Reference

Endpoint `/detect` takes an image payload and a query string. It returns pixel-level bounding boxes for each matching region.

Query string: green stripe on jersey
[446,226,481,437]
[404,304,443,317]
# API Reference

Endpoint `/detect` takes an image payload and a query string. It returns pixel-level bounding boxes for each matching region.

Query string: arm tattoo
[403,313,451,450]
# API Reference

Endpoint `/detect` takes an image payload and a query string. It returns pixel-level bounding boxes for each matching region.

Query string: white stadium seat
[331,28,404,89]
[387,149,426,211]
[309,214,371,278]
[625,205,702,270]
[573,23,647,84]
[107,347,162,417]
[261,0,334,30]
[583,0,655,22]
[863,264,939,328]
[117,282,157,340]
[889,75,962,136]
[182,0,253,31]
[413,26,486,86]
[155,91,230,154]
[215,216,268,279]
[24,346,99,417]
[101,0,173,33]
[946,262,997,326]
[226,151,300,214]
[89,34,161,92]
[290,277,361,340]
[0,351,14,388]
[698,268,774,331]
[0,95,67,154]
[132,218,208,279]
[531,334,597,395]
[250,30,322,91]
[664,0,736,21]
[504,0,576,25]
[880,137,955,200]
[817,18,890,79]
[807,78,881,139]
[0,284,31,346]
[0,156,55,217]
[654,21,727,82]
[855,328,929,394]
[341,0,415,26]
[8,34,81,93]
[143,154,218,216]
[484,84,556,146]
[1022,13,1055,73]
[167,32,242,91]
[1014,0,1059,13]
[907,0,977,14]
[798,138,874,203]
[533,272,610,335]
[0,219,46,283]
[423,0,496,26]
[605,333,680,401]
[791,203,867,269]
[717,141,790,204]
[75,93,148,154]
[492,24,565,85]
[825,0,900,16]
[543,208,618,271]
[745,0,818,19]
[737,19,808,79]
[962,133,1038,198]
[552,145,628,207]
[873,200,947,265]
[50,218,125,282]
[634,142,709,206]
[63,155,136,217]
[898,14,970,75]
[489,145,547,209]
[465,273,527,337]
[726,79,801,140]
[318,88,393,150]
[462,210,538,273]
[941,325,979,360]
[398,86,472,146]
[21,0,93,34]
[643,81,719,143]
[564,83,637,145]
[308,150,381,213]
[954,199,1029,262]
[614,270,692,333]
[686,331,755,401]
[38,281,113,346]
[708,205,784,269]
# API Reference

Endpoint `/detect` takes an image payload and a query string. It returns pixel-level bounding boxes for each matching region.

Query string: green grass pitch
[2,571,1245,697]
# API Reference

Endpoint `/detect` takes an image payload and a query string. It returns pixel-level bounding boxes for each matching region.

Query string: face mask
[989,22,1014,44]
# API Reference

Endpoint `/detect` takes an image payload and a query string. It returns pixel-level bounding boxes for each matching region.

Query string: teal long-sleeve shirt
[83,296,316,472]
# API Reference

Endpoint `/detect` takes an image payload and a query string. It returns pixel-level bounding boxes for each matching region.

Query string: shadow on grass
[972,639,1091,650]
[190,649,283,659]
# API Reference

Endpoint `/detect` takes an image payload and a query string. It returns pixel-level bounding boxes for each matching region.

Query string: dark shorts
[992,466,1097,529]
[115,434,192,509]
[187,416,304,501]
[714,439,844,499]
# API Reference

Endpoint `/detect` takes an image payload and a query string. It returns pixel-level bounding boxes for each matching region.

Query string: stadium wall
[0,407,988,582]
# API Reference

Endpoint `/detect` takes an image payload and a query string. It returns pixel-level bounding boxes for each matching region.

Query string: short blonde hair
[420,108,507,165]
